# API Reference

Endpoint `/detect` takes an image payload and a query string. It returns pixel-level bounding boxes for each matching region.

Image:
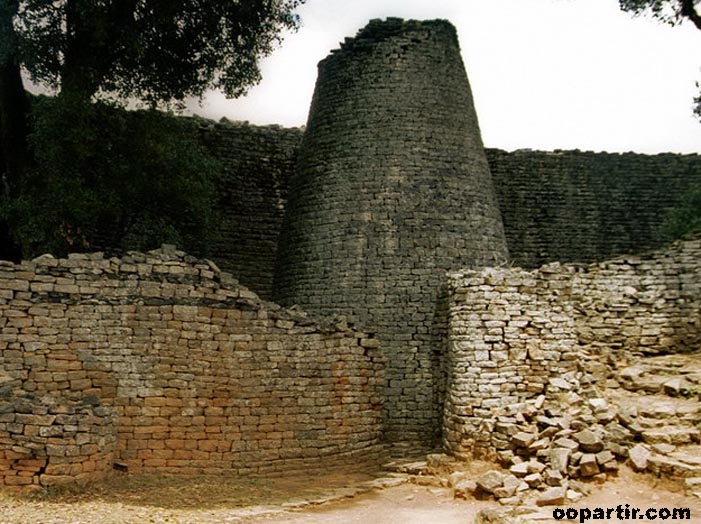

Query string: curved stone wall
[0,247,385,477]
[274,18,508,443]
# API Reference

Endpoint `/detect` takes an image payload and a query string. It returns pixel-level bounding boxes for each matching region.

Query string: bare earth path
[1,468,700,524]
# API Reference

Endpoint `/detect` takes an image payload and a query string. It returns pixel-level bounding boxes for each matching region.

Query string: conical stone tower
[274,18,508,444]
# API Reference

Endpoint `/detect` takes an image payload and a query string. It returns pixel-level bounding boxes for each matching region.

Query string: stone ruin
[0,17,700,499]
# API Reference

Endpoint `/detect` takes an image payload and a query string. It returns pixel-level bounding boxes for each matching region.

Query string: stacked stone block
[275,18,508,444]
[572,237,701,355]
[0,246,385,481]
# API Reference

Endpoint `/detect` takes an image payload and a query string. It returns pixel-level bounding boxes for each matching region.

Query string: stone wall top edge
[192,115,305,134]
[485,147,701,159]
[447,235,701,285]
[0,246,370,337]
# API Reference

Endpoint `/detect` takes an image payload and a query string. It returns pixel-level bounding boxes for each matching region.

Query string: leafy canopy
[15,0,304,103]
[2,96,221,257]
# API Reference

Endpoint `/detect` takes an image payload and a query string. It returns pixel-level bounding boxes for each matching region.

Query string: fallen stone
[512,431,537,448]
[552,437,579,451]
[588,398,608,413]
[524,472,543,487]
[494,475,521,499]
[549,448,571,473]
[528,438,551,452]
[453,479,477,499]
[476,470,505,494]
[595,450,615,465]
[475,508,528,524]
[527,460,547,474]
[498,495,524,506]
[448,471,471,487]
[629,444,651,472]
[538,426,559,439]
[544,468,564,486]
[574,430,604,453]
[567,489,583,502]
[579,454,600,477]
[510,463,529,477]
[536,486,566,506]
[602,460,619,472]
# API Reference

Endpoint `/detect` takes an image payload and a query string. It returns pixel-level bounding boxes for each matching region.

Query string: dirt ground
[1,467,700,524]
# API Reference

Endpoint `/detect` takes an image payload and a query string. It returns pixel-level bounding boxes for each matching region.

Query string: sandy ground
[1,467,700,524]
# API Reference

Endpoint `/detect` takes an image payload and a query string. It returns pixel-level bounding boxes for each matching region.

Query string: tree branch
[680,0,701,30]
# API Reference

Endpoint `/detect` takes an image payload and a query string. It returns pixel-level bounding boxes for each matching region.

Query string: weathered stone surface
[0,247,385,486]
[579,454,600,477]
[453,479,477,499]
[510,463,530,477]
[512,432,537,448]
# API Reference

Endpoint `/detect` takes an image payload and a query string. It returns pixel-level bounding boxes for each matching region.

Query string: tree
[15,0,304,104]
[0,0,304,180]
[0,0,304,259]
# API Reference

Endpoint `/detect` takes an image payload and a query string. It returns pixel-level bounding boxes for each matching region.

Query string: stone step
[648,455,701,478]
[642,427,701,445]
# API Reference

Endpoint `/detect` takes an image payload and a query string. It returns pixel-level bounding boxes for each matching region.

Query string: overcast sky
[190,0,701,154]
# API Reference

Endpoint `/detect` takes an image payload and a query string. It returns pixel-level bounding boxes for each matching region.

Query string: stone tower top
[323,18,460,59]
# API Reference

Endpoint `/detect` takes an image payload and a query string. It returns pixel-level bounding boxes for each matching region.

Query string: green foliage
[1,96,220,257]
[662,185,701,240]
[14,0,304,104]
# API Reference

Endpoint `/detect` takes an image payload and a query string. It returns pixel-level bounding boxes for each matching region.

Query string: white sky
[189,0,701,154]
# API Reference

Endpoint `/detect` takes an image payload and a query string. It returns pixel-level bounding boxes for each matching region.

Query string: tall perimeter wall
[486,149,701,268]
[273,19,509,444]
[197,126,700,303]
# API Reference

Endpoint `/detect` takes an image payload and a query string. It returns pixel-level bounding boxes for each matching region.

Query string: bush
[662,185,701,241]
[2,96,220,258]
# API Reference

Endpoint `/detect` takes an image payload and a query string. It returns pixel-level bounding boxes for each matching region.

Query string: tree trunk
[0,0,28,196]
[0,0,28,260]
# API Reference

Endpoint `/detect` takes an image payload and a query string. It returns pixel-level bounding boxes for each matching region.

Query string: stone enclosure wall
[487,149,701,269]
[0,247,384,486]
[0,389,116,488]
[199,120,303,300]
[443,237,701,458]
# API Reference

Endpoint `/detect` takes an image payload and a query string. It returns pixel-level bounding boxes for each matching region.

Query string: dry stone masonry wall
[442,265,580,459]
[274,18,508,444]
[199,121,303,300]
[443,236,701,459]
[486,149,701,269]
[572,238,701,356]
[0,389,116,489]
[0,247,384,485]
